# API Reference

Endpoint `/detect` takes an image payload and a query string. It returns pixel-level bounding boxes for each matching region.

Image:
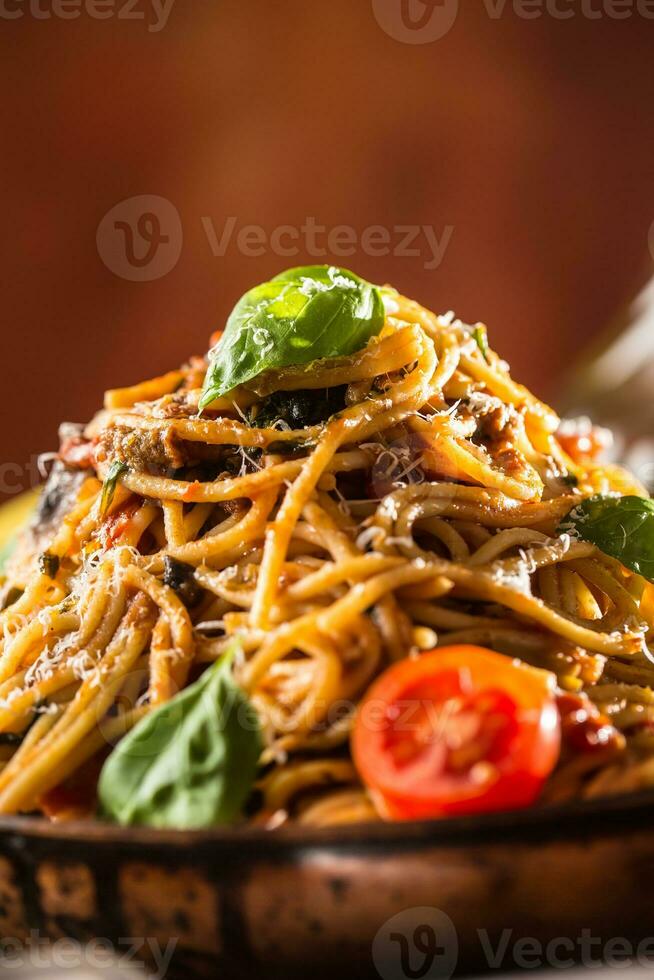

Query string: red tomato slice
[352,645,561,821]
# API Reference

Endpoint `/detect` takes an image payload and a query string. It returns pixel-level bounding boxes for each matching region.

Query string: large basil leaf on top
[559,494,654,582]
[199,265,385,407]
[98,644,262,828]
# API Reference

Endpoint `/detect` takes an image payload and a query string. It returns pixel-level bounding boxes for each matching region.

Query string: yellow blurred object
[0,489,40,573]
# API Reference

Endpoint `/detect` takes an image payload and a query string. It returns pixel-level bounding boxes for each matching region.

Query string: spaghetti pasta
[2,267,654,827]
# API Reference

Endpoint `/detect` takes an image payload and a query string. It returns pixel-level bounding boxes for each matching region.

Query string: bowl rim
[1,787,653,852]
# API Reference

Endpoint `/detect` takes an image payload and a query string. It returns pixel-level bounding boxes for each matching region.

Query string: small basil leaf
[100,461,129,518]
[199,265,385,407]
[98,644,262,828]
[559,494,654,582]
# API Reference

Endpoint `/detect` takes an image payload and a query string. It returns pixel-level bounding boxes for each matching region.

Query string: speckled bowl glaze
[1,791,654,979]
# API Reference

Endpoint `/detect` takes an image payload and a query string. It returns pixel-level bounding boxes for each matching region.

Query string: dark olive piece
[163,556,203,608]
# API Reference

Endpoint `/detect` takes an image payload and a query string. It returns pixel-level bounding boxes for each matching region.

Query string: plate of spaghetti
[2,265,654,976]
[3,262,654,825]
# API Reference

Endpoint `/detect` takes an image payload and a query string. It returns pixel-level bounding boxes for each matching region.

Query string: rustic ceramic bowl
[1,499,652,977]
[1,790,654,979]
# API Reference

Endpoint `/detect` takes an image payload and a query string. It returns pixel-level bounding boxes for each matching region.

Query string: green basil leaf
[100,461,129,518]
[199,265,385,407]
[98,643,262,828]
[559,494,654,582]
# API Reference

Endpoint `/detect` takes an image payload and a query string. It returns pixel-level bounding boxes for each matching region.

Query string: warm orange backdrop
[2,0,654,496]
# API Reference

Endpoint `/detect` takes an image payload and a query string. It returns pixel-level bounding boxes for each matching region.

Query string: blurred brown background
[1,0,654,498]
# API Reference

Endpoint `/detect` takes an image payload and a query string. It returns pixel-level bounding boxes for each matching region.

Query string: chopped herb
[248,386,348,430]
[38,552,60,578]
[100,461,129,518]
[473,325,490,363]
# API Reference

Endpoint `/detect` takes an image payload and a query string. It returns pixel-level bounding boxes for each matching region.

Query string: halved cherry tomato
[557,420,612,465]
[352,646,560,821]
